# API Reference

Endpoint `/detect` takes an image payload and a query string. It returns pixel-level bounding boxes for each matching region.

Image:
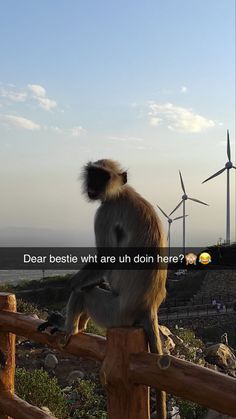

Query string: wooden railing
[0,293,235,419]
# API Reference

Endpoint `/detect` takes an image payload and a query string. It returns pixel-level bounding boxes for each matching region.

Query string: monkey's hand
[37,312,70,346]
[37,312,65,335]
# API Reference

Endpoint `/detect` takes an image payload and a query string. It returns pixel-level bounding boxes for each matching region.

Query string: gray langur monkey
[38,159,167,419]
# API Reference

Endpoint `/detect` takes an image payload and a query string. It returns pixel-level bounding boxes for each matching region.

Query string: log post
[0,293,16,419]
[100,328,149,419]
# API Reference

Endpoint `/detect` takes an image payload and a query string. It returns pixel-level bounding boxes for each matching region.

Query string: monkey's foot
[37,312,65,333]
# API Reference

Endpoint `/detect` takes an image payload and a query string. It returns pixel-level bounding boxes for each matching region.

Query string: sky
[0,0,235,247]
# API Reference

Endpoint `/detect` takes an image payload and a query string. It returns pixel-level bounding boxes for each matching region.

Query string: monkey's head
[82,159,127,201]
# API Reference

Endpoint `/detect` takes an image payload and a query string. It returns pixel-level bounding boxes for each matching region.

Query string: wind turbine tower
[170,171,208,253]
[202,130,235,244]
[157,205,187,253]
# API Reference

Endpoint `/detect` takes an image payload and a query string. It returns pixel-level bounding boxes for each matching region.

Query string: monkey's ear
[121,171,127,184]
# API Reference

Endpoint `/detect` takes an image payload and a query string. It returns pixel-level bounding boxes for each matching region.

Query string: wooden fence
[0,293,235,419]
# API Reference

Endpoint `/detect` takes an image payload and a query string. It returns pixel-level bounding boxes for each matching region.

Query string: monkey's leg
[60,286,118,347]
[37,267,104,335]
[81,287,125,328]
[64,290,85,337]
[65,286,119,334]
[142,313,166,419]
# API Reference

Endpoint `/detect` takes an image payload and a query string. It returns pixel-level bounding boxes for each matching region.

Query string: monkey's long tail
[144,315,167,419]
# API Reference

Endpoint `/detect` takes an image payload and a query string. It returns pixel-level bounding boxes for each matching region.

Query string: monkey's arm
[70,264,109,291]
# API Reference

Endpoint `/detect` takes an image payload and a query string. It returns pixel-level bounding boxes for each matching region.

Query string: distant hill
[0,227,93,247]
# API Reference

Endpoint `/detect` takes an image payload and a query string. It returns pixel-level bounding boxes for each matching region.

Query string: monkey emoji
[185,252,197,265]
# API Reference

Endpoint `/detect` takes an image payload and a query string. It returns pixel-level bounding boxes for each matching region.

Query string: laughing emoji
[199,252,211,265]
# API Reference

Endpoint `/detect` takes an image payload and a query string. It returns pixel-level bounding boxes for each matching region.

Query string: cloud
[0,83,57,111]
[108,135,144,142]
[37,96,57,111]
[50,126,64,134]
[148,102,215,133]
[28,84,57,111]
[0,87,27,102]
[180,86,188,93]
[71,126,87,137]
[28,84,46,97]
[1,114,40,131]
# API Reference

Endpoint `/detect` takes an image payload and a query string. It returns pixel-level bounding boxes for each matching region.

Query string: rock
[62,386,72,393]
[44,354,58,370]
[205,362,219,372]
[159,325,175,353]
[168,406,180,419]
[67,370,85,385]
[204,344,236,371]
[40,406,56,418]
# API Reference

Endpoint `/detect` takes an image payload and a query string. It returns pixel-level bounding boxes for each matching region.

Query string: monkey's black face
[87,166,111,200]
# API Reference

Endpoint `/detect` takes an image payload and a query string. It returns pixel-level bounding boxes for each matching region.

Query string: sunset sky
[0,0,235,247]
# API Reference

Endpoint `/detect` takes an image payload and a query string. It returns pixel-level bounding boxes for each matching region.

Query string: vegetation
[71,379,107,419]
[15,368,68,419]
[17,298,46,318]
[170,329,207,417]
[86,320,106,337]
[174,398,207,419]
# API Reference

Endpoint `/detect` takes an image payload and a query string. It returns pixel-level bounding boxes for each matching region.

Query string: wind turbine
[170,171,208,252]
[202,130,235,244]
[157,205,188,253]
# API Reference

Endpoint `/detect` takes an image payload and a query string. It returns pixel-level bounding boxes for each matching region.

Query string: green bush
[71,379,106,419]
[17,299,46,318]
[173,328,204,363]
[0,283,11,292]
[15,368,68,419]
[174,398,207,418]
[175,328,203,349]
[86,320,106,337]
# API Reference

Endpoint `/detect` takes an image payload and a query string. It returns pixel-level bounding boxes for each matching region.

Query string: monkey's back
[95,185,167,314]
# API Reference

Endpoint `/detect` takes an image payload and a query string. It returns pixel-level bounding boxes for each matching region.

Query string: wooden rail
[0,293,236,419]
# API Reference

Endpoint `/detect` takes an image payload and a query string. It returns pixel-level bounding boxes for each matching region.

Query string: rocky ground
[14,325,236,418]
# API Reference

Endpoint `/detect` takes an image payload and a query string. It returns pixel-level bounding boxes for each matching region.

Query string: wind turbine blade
[227,129,231,161]
[169,201,183,216]
[179,170,186,193]
[173,215,189,221]
[202,167,226,183]
[156,205,169,219]
[232,166,236,170]
[188,197,208,206]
